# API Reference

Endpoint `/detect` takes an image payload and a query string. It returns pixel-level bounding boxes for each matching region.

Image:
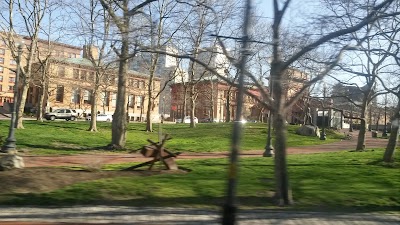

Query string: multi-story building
[170,80,264,122]
[129,45,183,119]
[282,68,309,124]
[193,44,230,80]
[28,46,161,121]
[170,68,310,123]
[0,35,82,107]
[0,33,161,121]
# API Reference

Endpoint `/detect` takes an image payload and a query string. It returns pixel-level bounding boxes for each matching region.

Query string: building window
[136,96,143,108]
[0,66,3,73]
[80,71,87,81]
[83,90,92,104]
[9,77,15,83]
[0,49,4,55]
[0,75,3,82]
[10,59,17,65]
[0,85,2,91]
[111,93,117,107]
[101,91,110,106]
[71,89,80,104]
[56,85,64,102]
[128,79,134,86]
[0,57,3,64]
[58,66,65,77]
[8,85,13,91]
[73,69,79,79]
[128,94,135,108]
[89,72,95,81]
[139,81,145,89]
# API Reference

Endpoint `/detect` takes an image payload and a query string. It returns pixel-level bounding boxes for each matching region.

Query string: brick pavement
[0,206,399,225]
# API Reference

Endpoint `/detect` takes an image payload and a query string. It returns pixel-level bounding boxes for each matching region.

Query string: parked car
[86,114,113,122]
[176,116,198,123]
[44,109,76,121]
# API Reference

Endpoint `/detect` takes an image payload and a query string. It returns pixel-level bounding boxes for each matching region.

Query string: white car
[183,116,198,123]
[86,114,113,122]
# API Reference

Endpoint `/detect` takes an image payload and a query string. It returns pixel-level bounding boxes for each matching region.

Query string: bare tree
[99,0,156,148]
[130,0,398,208]
[0,0,49,129]
[67,0,114,132]
[325,0,398,151]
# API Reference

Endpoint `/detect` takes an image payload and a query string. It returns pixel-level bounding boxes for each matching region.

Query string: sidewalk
[0,206,399,224]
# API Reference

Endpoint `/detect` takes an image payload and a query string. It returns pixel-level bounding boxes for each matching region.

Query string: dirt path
[22,129,390,168]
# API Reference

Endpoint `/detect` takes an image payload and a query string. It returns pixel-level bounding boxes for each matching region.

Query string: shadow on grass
[367,159,400,168]
[2,194,399,213]
[32,122,88,131]
[21,143,120,152]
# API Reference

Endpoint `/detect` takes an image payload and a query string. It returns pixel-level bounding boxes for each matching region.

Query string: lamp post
[383,94,387,137]
[263,80,274,157]
[320,84,327,140]
[1,44,22,154]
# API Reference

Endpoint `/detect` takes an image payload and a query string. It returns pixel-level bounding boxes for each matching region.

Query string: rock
[296,125,320,138]
[0,154,25,171]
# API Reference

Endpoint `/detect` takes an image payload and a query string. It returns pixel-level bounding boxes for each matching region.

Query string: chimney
[83,45,99,60]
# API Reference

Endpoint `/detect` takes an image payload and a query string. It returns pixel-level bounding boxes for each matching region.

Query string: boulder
[296,125,320,138]
[0,154,25,171]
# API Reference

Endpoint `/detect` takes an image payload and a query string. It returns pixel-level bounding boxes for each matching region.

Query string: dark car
[44,109,77,121]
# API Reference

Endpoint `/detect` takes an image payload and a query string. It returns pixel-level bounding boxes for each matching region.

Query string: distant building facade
[0,36,81,106]
[29,54,161,121]
[170,80,265,122]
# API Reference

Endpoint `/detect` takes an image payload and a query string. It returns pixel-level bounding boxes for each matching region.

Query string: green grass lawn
[0,120,344,155]
[2,149,398,211]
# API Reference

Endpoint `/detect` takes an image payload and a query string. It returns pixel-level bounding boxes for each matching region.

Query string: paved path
[0,206,399,225]
[23,129,389,167]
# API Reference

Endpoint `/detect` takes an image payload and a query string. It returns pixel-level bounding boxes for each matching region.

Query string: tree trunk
[383,99,399,162]
[16,81,29,129]
[356,105,368,151]
[226,94,231,122]
[190,84,196,128]
[146,98,153,132]
[111,35,128,148]
[210,80,214,122]
[36,84,45,122]
[273,111,293,205]
[383,121,399,162]
[181,88,187,123]
[88,89,98,132]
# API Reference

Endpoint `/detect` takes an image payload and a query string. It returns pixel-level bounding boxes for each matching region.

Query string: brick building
[28,50,161,121]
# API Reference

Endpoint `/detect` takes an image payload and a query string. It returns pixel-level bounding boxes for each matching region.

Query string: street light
[263,108,274,157]
[1,44,22,153]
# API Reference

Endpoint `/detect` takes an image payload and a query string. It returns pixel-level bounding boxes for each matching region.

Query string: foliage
[0,121,344,155]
